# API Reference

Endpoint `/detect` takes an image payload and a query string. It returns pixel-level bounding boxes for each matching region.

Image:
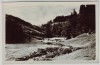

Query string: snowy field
[5,33,96,61]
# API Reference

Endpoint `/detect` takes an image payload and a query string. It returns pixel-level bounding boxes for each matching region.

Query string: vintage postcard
[2,1,99,64]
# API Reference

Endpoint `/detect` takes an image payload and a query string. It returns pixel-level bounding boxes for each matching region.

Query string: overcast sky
[3,2,90,26]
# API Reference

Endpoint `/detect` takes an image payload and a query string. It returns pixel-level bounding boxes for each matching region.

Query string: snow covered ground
[5,43,60,61]
[53,33,95,60]
[5,33,96,61]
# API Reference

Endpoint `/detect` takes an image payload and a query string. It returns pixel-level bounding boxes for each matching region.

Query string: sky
[3,2,87,26]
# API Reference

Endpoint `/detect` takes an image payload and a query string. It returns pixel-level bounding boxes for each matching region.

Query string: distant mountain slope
[6,14,44,43]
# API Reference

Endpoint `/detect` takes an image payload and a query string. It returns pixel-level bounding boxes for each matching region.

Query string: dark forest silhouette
[6,15,44,43]
[41,5,95,38]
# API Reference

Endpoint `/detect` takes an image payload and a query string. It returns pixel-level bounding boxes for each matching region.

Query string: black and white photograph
[2,2,98,63]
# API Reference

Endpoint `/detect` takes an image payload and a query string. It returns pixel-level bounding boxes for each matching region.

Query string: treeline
[41,5,95,39]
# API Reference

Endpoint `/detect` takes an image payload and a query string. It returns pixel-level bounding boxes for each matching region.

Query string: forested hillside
[6,15,44,43]
[41,5,95,39]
